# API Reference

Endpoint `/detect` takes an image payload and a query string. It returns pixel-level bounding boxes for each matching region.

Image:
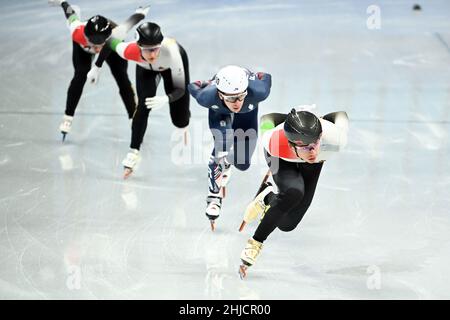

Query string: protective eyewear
[290,139,320,151]
[221,91,248,103]
[86,40,105,49]
[139,45,162,53]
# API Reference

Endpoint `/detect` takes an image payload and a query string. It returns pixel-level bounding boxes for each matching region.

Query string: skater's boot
[206,156,226,231]
[239,238,263,279]
[206,195,222,231]
[239,182,273,231]
[122,149,140,179]
[174,125,189,146]
[208,155,224,195]
[59,115,73,142]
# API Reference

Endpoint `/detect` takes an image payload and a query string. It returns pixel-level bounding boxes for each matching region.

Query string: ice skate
[59,115,73,142]
[206,156,226,230]
[206,195,222,231]
[174,126,189,146]
[238,238,263,279]
[239,182,273,232]
[122,149,140,179]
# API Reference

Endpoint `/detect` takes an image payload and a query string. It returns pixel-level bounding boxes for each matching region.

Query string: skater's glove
[48,0,64,6]
[87,66,100,84]
[193,80,211,89]
[145,95,169,110]
[135,5,150,16]
[256,72,265,80]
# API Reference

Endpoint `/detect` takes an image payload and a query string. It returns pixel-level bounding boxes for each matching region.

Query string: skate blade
[221,186,226,199]
[123,167,133,179]
[210,220,216,232]
[238,265,248,279]
[238,220,246,232]
[184,131,188,146]
[61,132,67,142]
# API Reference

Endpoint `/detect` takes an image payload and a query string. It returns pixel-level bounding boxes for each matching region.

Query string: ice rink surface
[0,0,449,299]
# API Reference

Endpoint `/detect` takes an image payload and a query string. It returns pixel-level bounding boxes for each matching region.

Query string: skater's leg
[228,108,258,171]
[205,151,223,228]
[65,42,92,117]
[122,66,159,176]
[59,43,92,140]
[204,111,231,228]
[239,155,303,270]
[208,110,234,189]
[252,154,305,243]
[277,162,324,231]
[208,109,234,158]
[130,66,160,150]
[105,50,137,119]
[162,45,190,129]
[207,151,222,195]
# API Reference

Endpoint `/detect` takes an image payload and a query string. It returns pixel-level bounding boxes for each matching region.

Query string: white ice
[0,0,449,299]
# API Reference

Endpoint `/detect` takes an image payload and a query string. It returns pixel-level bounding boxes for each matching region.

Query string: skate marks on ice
[190,224,260,299]
[120,186,138,211]
[59,208,176,299]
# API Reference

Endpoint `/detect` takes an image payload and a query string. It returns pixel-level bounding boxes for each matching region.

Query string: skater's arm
[93,45,113,68]
[248,72,272,102]
[164,41,187,103]
[323,111,349,132]
[107,38,141,62]
[331,111,349,149]
[84,19,118,84]
[188,82,216,108]
[112,6,150,40]
[320,113,349,152]
[260,112,287,134]
[93,6,149,68]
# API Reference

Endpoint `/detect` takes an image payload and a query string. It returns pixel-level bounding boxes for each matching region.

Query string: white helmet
[214,65,249,94]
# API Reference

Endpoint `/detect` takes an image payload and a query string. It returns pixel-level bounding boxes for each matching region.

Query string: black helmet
[136,22,163,46]
[84,15,112,45]
[284,109,322,145]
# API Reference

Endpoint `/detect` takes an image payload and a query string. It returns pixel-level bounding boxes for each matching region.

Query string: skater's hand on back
[193,80,211,89]
[145,95,169,111]
[256,72,265,80]
[48,0,64,6]
[135,5,150,16]
[87,66,100,84]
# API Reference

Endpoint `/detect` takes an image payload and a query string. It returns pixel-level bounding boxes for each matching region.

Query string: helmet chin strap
[288,141,301,158]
